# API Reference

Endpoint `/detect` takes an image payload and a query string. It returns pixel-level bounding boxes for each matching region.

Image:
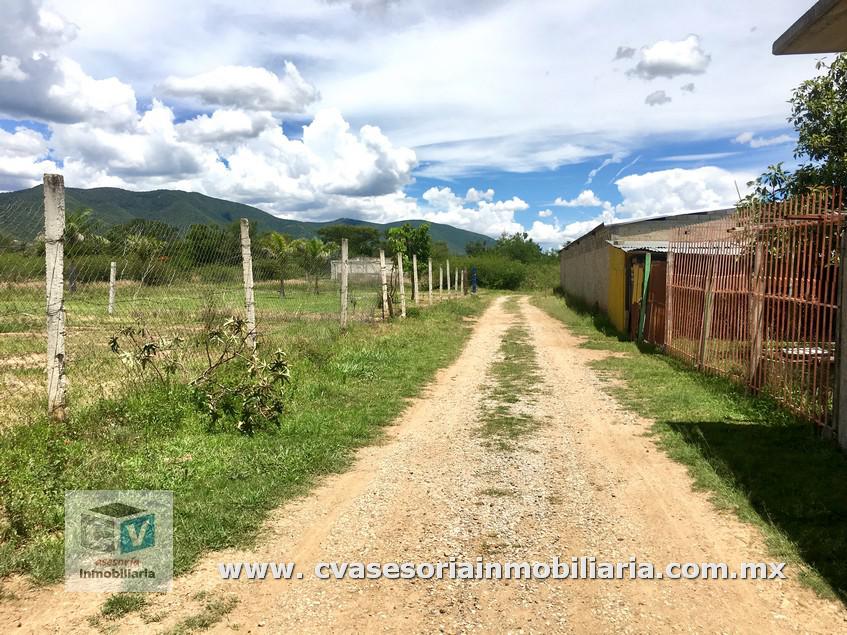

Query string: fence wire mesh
[666,187,844,431]
[1,183,459,428]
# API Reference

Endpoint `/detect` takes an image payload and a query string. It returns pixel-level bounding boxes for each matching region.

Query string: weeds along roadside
[0,294,491,584]
[532,290,847,603]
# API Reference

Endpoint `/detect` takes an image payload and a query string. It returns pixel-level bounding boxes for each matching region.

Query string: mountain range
[0,186,495,254]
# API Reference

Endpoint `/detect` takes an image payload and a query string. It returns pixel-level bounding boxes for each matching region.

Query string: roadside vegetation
[534,290,847,602]
[0,295,490,583]
[455,232,559,291]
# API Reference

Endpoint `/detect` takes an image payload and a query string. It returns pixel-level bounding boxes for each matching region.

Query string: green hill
[0,186,495,254]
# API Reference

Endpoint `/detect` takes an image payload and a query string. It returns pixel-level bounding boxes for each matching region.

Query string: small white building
[330,257,382,280]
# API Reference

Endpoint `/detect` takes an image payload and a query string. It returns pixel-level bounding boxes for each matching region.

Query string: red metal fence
[666,188,844,431]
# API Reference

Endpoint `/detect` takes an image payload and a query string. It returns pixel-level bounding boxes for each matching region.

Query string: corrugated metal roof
[607,240,669,253]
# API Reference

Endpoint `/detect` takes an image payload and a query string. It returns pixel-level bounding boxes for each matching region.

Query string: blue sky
[0,0,825,246]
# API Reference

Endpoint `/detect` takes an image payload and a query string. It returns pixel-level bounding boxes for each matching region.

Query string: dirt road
[3,295,847,633]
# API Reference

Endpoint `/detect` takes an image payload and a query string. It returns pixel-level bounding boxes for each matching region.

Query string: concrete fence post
[397,253,407,318]
[412,253,419,305]
[239,218,257,347]
[462,268,466,295]
[454,268,459,296]
[428,258,433,305]
[340,238,349,328]
[446,260,451,297]
[108,261,117,316]
[439,266,443,299]
[379,249,389,319]
[44,173,67,422]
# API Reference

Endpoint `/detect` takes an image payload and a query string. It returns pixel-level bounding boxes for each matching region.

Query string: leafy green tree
[183,224,237,265]
[107,219,179,246]
[465,240,489,256]
[295,237,333,294]
[385,223,431,268]
[430,240,449,261]
[493,232,543,263]
[317,224,381,256]
[744,53,847,202]
[259,232,297,298]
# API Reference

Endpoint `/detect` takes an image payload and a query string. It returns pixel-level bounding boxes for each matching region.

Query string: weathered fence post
[439,266,444,299]
[397,253,407,318]
[697,257,715,370]
[455,268,459,296]
[240,218,257,347]
[428,258,433,305]
[412,253,419,305]
[44,174,67,421]
[837,223,847,449]
[108,261,117,316]
[748,243,765,387]
[462,268,467,295]
[340,238,349,328]
[446,260,451,297]
[379,249,389,319]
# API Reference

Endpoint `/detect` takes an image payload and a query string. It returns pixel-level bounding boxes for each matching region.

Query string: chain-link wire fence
[0,175,465,429]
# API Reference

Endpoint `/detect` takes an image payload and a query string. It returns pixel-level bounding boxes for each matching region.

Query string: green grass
[166,593,239,634]
[100,593,148,619]
[0,294,490,583]
[478,298,542,448]
[533,291,847,602]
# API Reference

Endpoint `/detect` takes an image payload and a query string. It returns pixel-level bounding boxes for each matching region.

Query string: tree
[494,232,543,263]
[183,224,237,265]
[385,223,431,267]
[107,219,179,246]
[259,232,296,298]
[317,224,381,256]
[744,53,847,202]
[295,238,333,294]
[465,240,489,256]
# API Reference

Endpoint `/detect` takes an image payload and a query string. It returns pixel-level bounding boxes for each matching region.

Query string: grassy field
[533,291,847,603]
[0,285,490,583]
[0,276,390,429]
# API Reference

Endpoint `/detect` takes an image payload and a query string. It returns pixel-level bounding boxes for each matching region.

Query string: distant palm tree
[296,238,333,295]
[260,232,296,298]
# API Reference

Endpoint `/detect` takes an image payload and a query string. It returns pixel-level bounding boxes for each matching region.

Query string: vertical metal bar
[665,250,674,349]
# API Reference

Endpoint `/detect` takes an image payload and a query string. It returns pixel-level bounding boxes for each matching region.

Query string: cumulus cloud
[0,126,58,191]
[733,131,793,149]
[0,0,137,127]
[681,82,695,92]
[175,109,277,144]
[645,90,672,106]
[0,56,27,81]
[159,62,319,113]
[614,46,636,60]
[553,190,605,208]
[420,186,527,237]
[538,209,553,218]
[465,187,494,202]
[627,35,711,80]
[614,166,750,219]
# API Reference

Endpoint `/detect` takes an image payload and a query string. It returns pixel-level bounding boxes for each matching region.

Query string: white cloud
[586,152,627,185]
[614,166,751,219]
[627,35,711,80]
[159,62,319,113]
[465,187,494,202]
[0,126,58,191]
[553,189,605,208]
[0,56,28,81]
[538,209,553,218]
[0,1,137,127]
[614,46,636,60]
[733,131,794,148]
[420,185,527,236]
[176,109,277,144]
[645,90,672,106]
[681,82,696,92]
